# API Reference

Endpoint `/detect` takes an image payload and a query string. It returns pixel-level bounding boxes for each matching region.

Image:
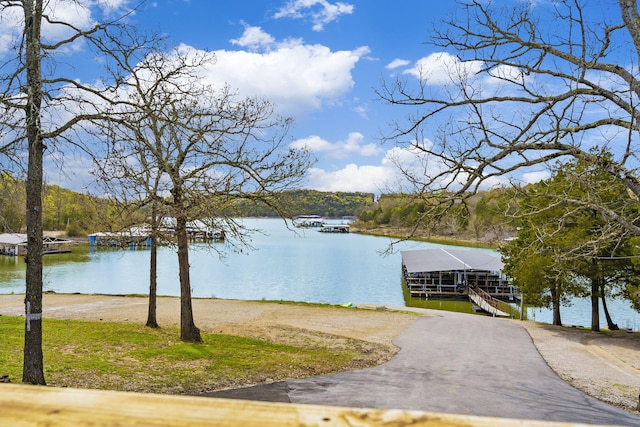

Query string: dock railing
[468,287,515,317]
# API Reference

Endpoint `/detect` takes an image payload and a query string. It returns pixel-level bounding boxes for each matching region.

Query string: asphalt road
[208,310,640,426]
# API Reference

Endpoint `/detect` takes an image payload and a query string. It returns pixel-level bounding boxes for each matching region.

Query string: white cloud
[521,170,550,184]
[402,52,532,96]
[0,32,15,54]
[200,30,369,113]
[274,0,354,31]
[487,64,525,83]
[386,58,410,70]
[97,0,132,13]
[44,1,94,43]
[305,163,395,193]
[479,175,511,190]
[303,144,435,193]
[0,4,23,34]
[0,0,136,56]
[290,132,382,159]
[44,151,96,192]
[230,24,275,51]
[380,142,503,192]
[353,104,368,119]
[403,52,484,85]
[291,135,334,152]
[383,141,542,192]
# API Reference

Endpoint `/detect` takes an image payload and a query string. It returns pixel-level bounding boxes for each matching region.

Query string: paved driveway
[209,310,640,426]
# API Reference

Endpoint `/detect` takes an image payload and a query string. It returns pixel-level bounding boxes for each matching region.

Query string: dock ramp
[468,288,511,317]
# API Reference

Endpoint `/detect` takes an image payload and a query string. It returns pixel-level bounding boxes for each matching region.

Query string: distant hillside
[1,175,375,235]
[0,173,116,236]
[354,189,518,245]
[231,189,375,218]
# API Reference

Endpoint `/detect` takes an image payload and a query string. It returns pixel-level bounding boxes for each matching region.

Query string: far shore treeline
[0,172,516,245]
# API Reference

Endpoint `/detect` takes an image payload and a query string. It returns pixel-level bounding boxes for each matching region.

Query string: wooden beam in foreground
[0,384,595,426]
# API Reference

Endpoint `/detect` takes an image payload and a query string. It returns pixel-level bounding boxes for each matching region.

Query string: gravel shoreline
[521,320,640,412]
[1,293,639,413]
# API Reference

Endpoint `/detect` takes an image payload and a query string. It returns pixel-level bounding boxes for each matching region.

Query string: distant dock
[89,221,224,248]
[318,224,350,233]
[293,215,324,227]
[0,233,74,256]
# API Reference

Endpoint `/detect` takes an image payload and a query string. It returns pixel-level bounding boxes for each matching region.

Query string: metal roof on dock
[401,248,503,273]
[0,233,27,245]
[0,233,73,245]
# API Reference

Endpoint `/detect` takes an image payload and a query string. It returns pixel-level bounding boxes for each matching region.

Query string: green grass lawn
[0,316,363,394]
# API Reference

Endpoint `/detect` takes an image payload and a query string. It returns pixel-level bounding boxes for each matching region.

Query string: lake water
[1,217,639,330]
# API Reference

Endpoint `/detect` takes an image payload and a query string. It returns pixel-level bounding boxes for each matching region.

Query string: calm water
[1,218,639,329]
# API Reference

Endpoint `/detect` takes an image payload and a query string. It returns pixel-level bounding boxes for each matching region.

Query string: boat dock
[401,248,519,316]
[0,233,74,256]
[293,215,324,227]
[89,221,224,248]
[89,228,152,247]
[318,224,350,233]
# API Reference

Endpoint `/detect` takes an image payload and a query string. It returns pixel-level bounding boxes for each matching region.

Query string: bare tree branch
[380,0,640,237]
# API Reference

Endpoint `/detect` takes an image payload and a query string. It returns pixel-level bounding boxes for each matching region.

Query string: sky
[0,0,458,194]
[0,0,625,195]
[128,0,457,195]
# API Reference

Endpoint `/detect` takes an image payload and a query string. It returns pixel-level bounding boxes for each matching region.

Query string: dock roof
[0,234,73,246]
[401,248,503,274]
[0,233,27,245]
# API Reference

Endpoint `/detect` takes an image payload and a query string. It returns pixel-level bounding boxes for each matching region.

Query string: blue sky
[133,0,455,194]
[1,0,623,194]
[0,0,457,194]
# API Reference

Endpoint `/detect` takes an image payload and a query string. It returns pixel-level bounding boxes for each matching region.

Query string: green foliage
[0,178,154,235]
[357,194,425,227]
[64,223,85,237]
[501,157,640,320]
[0,178,373,234]
[42,184,100,233]
[0,173,26,232]
[355,190,519,243]
[232,189,374,218]
[471,189,519,241]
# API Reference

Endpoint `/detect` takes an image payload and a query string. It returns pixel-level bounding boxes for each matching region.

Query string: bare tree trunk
[146,234,159,328]
[600,282,619,331]
[22,0,46,385]
[551,286,562,326]
[176,215,201,343]
[590,276,600,332]
[146,201,160,328]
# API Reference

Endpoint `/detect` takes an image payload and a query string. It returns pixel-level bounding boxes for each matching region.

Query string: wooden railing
[468,287,515,317]
[0,383,599,426]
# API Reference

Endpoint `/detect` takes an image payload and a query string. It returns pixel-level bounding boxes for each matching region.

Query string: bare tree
[94,40,311,342]
[0,0,146,384]
[379,0,640,238]
[94,140,166,328]
[89,28,166,326]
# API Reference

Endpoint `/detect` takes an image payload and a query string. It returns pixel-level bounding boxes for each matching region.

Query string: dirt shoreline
[1,293,640,413]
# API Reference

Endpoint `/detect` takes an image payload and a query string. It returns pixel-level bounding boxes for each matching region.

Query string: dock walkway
[468,287,511,317]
